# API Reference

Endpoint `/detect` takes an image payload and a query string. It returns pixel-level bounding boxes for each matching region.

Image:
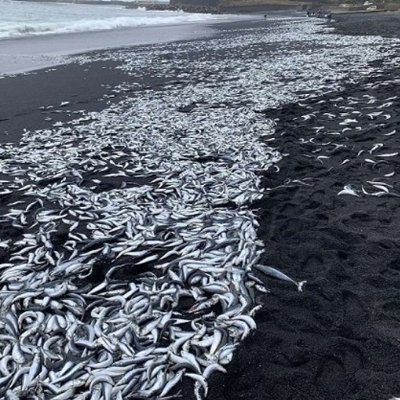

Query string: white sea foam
[0,0,230,40]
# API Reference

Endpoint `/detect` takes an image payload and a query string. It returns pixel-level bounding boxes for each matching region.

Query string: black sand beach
[334,11,400,38]
[0,61,127,143]
[1,12,400,400]
[205,70,400,400]
[0,19,254,143]
[203,13,400,400]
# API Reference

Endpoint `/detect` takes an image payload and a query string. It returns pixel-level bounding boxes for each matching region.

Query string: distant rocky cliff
[170,0,221,6]
[168,0,305,13]
[169,0,222,12]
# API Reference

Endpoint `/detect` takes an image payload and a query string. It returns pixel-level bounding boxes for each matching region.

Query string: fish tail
[297,280,307,292]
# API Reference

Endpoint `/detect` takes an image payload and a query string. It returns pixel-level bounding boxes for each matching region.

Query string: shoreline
[2,11,400,400]
[10,0,400,14]
[0,17,250,76]
[12,0,308,12]
[0,18,262,142]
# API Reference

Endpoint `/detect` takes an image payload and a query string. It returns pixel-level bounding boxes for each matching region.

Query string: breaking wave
[1,13,225,39]
[0,0,230,40]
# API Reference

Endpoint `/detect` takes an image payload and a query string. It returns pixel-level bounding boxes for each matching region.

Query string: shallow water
[0,0,229,39]
[0,23,216,75]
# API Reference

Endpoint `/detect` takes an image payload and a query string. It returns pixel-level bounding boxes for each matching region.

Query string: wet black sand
[0,58,178,143]
[0,19,264,144]
[0,61,125,143]
[1,13,400,400]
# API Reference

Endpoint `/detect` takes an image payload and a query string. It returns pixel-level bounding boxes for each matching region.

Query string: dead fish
[338,185,359,197]
[255,264,306,291]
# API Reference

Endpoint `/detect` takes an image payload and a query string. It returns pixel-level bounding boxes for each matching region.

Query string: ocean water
[0,0,228,40]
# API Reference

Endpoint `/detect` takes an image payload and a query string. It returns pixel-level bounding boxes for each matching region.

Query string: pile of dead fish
[0,95,282,399]
[0,16,399,400]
